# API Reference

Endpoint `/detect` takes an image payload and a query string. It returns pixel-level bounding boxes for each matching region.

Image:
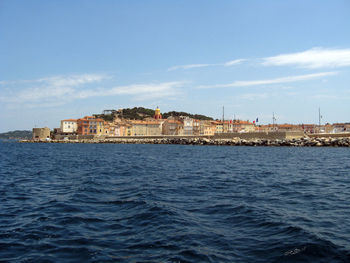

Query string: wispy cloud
[262,48,350,69]
[223,59,245,66]
[197,71,337,89]
[0,73,109,86]
[74,82,183,101]
[168,59,245,71]
[311,94,340,99]
[168,64,212,71]
[0,73,184,108]
[237,93,269,100]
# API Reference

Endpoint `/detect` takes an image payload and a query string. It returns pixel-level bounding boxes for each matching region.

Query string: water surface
[1,142,350,262]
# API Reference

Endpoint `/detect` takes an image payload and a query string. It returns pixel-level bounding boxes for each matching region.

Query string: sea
[0,141,350,262]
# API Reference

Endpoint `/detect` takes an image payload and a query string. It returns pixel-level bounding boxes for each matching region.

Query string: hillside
[162,111,213,120]
[0,130,32,139]
[106,107,213,121]
[120,107,156,120]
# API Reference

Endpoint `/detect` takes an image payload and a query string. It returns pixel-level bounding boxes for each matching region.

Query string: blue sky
[1,0,350,132]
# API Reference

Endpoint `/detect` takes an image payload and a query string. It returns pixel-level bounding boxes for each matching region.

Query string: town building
[300,124,317,134]
[193,119,200,136]
[232,120,255,132]
[60,119,78,134]
[199,120,216,135]
[130,120,163,136]
[182,117,193,135]
[332,123,350,133]
[162,119,183,135]
[77,116,105,136]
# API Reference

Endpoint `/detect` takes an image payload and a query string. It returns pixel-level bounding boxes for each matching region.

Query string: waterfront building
[193,119,200,136]
[96,119,105,136]
[199,120,216,135]
[182,117,193,135]
[223,121,234,133]
[103,121,111,135]
[77,116,105,135]
[232,120,255,132]
[300,124,316,134]
[162,119,183,135]
[109,118,130,136]
[214,121,223,133]
[130,120,163,136]
[332,123,350,133]
[60,119,78,134]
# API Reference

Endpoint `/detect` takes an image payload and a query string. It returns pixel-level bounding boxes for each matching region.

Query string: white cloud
[237,93,269,100]
[311,94,341,100]
[262,48,350,69]
[0,73,184,108]
[197,71,337,89]
[168,64,212,71]
[224,59,245,66]
[37,74,109,87]
[168,58,245,71]
[74,82,183,101]
[0,73,109,87]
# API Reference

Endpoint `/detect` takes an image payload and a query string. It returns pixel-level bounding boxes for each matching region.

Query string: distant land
[0,130,32,139]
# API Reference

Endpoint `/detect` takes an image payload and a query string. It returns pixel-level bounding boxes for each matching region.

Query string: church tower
[154,106,162,120]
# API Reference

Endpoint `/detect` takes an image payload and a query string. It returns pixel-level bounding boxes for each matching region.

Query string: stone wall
[213,131,305,140]
[32,127,51,140]
[308,133,350,138]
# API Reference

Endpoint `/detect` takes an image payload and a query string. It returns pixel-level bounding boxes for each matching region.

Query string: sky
[1,0,350,132]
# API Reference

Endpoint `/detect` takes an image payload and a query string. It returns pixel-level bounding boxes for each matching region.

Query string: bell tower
[154,106,162,120]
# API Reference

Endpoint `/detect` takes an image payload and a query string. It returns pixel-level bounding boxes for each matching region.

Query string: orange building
[77,116,105,135]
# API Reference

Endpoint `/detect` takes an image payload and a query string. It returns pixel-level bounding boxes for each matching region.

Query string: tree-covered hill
[111,107,213,120]
[120,107,156,120]
[162,111,213,120]
[94,107,214,121]
[0,130,32,139]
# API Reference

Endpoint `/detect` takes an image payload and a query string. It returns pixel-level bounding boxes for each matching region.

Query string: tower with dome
[154,106,162,120]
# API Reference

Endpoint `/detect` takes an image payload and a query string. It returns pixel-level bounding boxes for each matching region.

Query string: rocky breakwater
[20,137,350,147]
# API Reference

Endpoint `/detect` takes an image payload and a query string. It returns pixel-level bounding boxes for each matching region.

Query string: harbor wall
[53,132,307,141]
[213,131,305,140]
[308,133,350,138]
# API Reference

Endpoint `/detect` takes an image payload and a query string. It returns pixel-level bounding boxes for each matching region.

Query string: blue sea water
[0,141,350,262]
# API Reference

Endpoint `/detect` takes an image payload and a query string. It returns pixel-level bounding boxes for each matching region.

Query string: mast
[319,107,321,126]
[222,106,225,122]
[222,106,225,133]
[318,107,323,133]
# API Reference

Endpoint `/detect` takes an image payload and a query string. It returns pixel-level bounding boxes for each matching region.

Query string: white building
[60,119,78,134]
[182,117,193,135]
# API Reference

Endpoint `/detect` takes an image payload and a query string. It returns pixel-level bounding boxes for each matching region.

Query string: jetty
[20,132,350,147]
